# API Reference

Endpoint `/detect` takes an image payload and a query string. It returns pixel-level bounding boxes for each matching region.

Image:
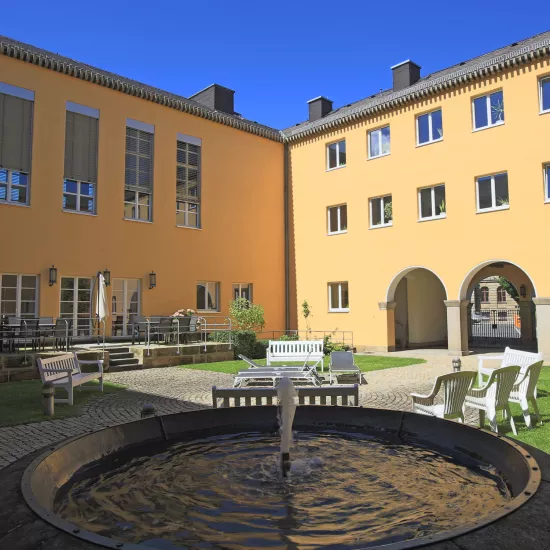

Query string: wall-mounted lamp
[149,271,157,290]
[103,269,111,287]
[520,284,527,298]
[49,265,58,287]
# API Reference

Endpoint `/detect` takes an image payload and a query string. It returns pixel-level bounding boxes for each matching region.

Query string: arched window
[497,286,506,303]
[480,286,489,303]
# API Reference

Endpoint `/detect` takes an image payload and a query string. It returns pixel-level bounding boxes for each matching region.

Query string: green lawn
[0,379,125,428]
[178,354,426,375]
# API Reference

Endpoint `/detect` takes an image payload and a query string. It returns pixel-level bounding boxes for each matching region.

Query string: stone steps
[107,347,142,372]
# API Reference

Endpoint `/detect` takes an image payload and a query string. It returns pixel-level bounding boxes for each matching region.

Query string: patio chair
[151,317,174,344]
[185,316,200,343]
[508,360,544,429]
[112,315,124,336]
[329,352,361,385]
[53,318,73,351]
[411,371,476,422]
[19,318,40,351]
[464,365,520,435]
[38,317,54,350]
[173,316,191,344]
[130,314,148,345]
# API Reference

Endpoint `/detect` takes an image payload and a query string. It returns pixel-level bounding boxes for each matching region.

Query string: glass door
[60,277,93,336]
[112,279,141,336]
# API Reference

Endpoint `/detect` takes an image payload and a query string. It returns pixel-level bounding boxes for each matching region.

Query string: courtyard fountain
[20,379,543,549]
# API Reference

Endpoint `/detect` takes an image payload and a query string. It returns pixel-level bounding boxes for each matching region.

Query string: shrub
[279,333,299,341]
[253,339,269,359]
[323,335,350,355]
[229,298,265,332]
[209,330,263,359]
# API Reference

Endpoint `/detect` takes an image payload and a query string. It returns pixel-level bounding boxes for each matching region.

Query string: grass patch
[179,355,426,375]
[488,367,550,454]
[0,379,125,428]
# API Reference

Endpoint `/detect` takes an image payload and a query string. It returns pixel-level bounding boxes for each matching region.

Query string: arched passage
[458,260,538,352]
[387,267,448,350]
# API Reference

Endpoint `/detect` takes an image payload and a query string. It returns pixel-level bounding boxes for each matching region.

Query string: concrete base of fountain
[3,406,550,549]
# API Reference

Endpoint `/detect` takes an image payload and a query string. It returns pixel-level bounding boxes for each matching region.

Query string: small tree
[229,298,265,332]
[497,277,519,302]
[301,299,312,337]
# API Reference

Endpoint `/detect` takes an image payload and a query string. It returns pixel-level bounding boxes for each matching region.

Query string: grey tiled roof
[283,30,550,141]
[0,35,282,142]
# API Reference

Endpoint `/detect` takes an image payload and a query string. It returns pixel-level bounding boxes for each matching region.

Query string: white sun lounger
[233,363,323,387]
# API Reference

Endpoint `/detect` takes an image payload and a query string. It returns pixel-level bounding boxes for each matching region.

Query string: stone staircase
[107,347,142,372]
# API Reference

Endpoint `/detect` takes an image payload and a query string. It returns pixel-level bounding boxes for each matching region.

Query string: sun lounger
[233,363,323,387]
[329,352,362,385]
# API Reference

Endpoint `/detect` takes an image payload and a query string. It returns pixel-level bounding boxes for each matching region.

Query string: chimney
[189,84,235,115]
[391,60,421,92]
[307,96,333,122]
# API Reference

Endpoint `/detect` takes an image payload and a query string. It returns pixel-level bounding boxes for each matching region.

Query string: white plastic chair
[509,360,544,429]
[411,371,476,422]
[464,365,520,435]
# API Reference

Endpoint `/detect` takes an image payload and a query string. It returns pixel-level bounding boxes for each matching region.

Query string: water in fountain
[277,377,297,477]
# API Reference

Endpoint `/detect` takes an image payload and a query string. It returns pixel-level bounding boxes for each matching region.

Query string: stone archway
[385,267,448,351]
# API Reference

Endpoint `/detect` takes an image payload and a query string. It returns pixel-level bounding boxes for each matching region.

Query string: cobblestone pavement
[0,361,480,470]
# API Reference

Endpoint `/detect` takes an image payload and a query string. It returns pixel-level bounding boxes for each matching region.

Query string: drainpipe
[284,142,290,332]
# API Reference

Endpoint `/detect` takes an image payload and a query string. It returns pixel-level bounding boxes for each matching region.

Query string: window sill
[418,214,446,223]
[124,217,153,224]
[0,201,30,208]
[329,309,350,313]
[540,109,550,115]
[369,223,393,230]
[472,122,504,133]
[416,138,443,148]
[63,209,97,217]
[197,310,220,314]
[545,199,550,204]
[327,230,348,236]
[176,225,202,230]
[476,205,510,214]
[326,165,346,172]
[367,152,390,161]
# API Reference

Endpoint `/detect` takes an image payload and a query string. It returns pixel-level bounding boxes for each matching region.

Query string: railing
[255,330,354,350]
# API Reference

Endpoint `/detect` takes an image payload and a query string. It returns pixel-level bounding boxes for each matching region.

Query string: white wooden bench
[267,340,324,371]
[37,353,104,405]
[478,347,543,386]
[212,384,359,408]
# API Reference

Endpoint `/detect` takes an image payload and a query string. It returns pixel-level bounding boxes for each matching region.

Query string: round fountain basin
[22,406,541,549]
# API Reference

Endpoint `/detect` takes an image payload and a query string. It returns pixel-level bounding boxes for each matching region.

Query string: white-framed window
[416,109,443,145]
[124,124,153,221]
[368,126,390,159]
[369,195,392,228]
[60,277,93,336]
[326,140,346,170]
[197,281,219,311]
[545,164,550,203]
[176,138,201,228]
[124,190,151,221]
[418,184,446,220]
[476,172,509,212]
[328,282,349,312]
[0,274,38,318]
[112,279,141,337]
[472,90,504,130]
[327,204,348,234]
[540,76,550,114]
[232,283,253,302]
[63,180,95,213]
[0,169,29,205]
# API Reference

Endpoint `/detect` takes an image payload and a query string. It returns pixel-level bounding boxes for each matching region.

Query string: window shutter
[125,127,153,192]
[0,93,33,173]
[64,111,98,183]
[176,141,201,202]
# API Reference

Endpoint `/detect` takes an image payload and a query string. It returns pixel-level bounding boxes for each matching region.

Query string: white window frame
[327,204,347,235]
[476,172,509,213]
[472,90,505,131]
[367,126,391,159]
[112,278,141,337]
[416,109,443,146]
[232,283,253,302]
[418,185,446,221]
[197,281,220,312]
[60,276,93,336]
[326,139,346,171]
[545,164,550,204]
[328,282,349,312]
[176,200,200,228]
[0,168,30,206]
[63,179,96,215]
[0,274,39,318]
[539,76,550,114]
[369,195,392,228]
[124,189,151,222]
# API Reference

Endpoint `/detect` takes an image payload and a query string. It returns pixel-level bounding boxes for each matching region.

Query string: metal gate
[469,308,522,348]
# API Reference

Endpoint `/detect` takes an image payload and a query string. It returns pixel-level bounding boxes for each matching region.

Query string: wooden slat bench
[212,384,359,408]
[266,340,325,371]
[37,352,104,405]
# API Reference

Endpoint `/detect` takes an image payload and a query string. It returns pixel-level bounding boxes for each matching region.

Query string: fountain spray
[277,377,297,477]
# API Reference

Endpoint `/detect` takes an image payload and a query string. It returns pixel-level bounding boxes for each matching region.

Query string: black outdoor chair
[53,318,73,351]
[173,316,191,344]
[185,316,200,343]
[131,314,148,345]
[151,317,174,344]
[19,318,40,351]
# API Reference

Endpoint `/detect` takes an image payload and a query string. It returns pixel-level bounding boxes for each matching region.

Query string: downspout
[284,141,290,332]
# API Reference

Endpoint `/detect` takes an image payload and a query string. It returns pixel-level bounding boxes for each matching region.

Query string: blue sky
[1,1,549,129]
